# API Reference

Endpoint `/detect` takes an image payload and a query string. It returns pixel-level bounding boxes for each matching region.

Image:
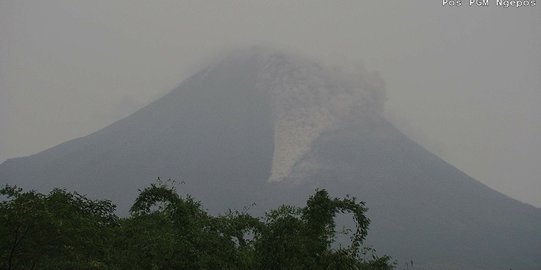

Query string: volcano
[1,48,540,269]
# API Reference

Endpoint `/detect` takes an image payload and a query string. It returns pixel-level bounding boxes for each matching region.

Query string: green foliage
[111,183,245,269]
[255,189,393,270]
[0,182,394,270]
[0,185,117,270]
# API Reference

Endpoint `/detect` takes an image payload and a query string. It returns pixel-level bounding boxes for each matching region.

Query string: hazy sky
[1,0,540,207]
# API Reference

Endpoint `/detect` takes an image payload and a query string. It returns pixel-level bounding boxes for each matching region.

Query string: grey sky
[1,0,540,207]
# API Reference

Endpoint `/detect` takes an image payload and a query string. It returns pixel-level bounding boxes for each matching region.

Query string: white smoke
[245,48,386,181]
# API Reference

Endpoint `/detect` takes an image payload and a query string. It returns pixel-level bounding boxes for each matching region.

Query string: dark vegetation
[0,180,393,270]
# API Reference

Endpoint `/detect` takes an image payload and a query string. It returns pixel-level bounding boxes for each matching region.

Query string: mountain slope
[1,48,540,269]
[286,118,541,269]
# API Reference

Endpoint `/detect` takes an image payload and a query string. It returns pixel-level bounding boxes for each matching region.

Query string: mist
[1,1,540,208]
[1,3,541,268]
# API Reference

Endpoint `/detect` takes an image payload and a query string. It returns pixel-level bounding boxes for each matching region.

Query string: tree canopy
[0,182,393,270]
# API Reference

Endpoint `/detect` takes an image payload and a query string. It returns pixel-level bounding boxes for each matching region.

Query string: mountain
[1,47,540,269]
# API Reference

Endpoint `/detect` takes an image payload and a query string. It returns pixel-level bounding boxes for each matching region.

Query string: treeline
[0,181,393,270]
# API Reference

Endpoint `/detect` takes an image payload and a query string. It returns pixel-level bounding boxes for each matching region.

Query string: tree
[254,189,394,269]
[1,182,394,269]
[0,185,117,270]
[111,182,257,269]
